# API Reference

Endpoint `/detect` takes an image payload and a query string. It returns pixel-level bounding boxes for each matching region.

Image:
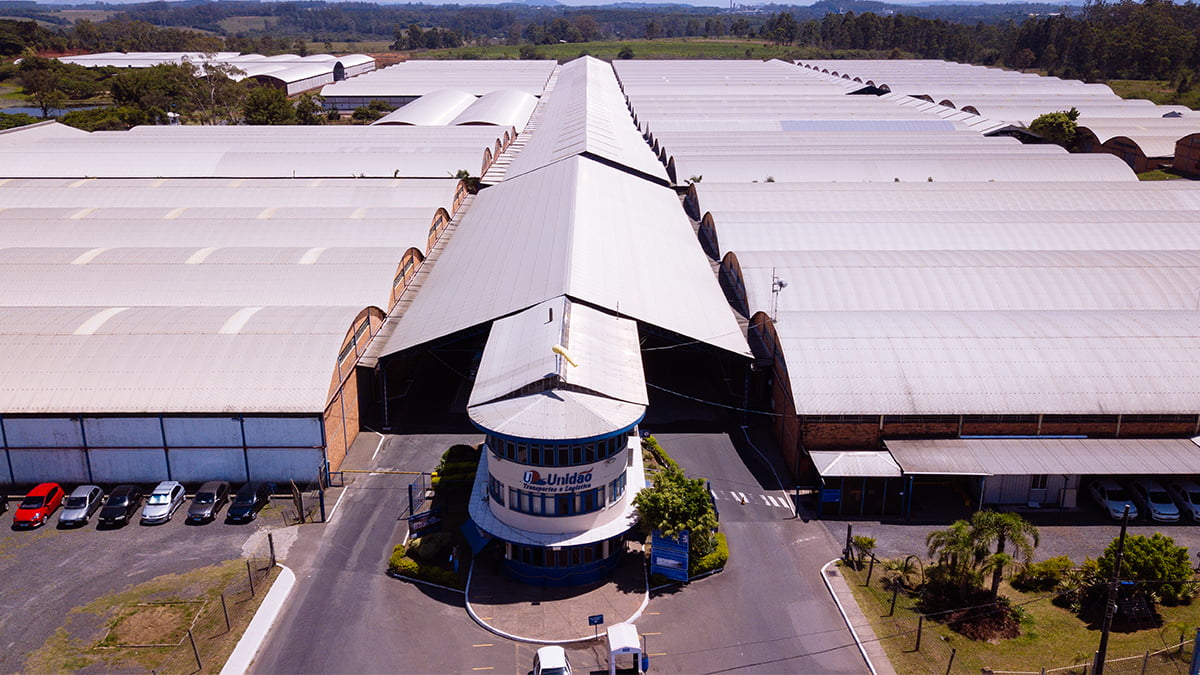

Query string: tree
[644,19,662,40]
[634,464,719,557]
[294,92,326,125]
[351,99,394,123]
[242,87,297,125]
[1029,107,1080,149]
[971,511,1040,601]
[617,46,634,60]
[1098,533,1195,606]
[926,519,989,600]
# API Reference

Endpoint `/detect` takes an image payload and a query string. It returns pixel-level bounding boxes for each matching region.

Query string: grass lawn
[218,15,279,34]
[25,558,280,674]
[842,561,1200,674]
[1138,169,1188,181]
[1107,79,1200,110]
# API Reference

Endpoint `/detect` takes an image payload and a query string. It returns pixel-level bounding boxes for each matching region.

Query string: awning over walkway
[810,451,902,478]
[886,437,1200,476]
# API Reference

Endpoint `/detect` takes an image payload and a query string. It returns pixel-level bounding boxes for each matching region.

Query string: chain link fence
[840,555,1197,675]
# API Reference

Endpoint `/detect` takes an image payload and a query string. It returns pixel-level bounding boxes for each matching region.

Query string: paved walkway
[466,542,649,644]
[822,560,898,675]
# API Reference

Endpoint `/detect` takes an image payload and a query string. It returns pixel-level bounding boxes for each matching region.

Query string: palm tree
[926,520,988,599]
[972,511,1040,601]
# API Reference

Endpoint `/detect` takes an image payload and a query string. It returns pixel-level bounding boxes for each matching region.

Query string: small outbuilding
[607,622,644,675]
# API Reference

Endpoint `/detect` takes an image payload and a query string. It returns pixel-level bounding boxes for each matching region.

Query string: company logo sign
[522,469,593,493]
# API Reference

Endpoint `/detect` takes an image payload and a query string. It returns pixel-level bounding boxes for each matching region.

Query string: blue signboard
[650,530,690,582]
[588,614,604,626]
[408,508,442,538]
[821,489,842,503]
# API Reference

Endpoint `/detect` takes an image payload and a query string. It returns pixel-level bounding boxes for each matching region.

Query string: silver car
[141,481,186,524]
[59,485,104,527]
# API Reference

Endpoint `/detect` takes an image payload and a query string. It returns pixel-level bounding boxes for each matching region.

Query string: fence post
[221,593,231,632]
[944,647,956,675]
[247,560,256,597]
[844,524,853,562]
[268,532,276,567]
[866,556,875,586]
[1140,648,1150,675]
[889,585,899,617]
[318,486,326,523]
[187,629,202,670]
[915,615,923,652]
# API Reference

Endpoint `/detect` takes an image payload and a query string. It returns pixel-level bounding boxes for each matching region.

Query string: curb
[820,559,878,675]
[463,556,651,645]
[220,564,296,675]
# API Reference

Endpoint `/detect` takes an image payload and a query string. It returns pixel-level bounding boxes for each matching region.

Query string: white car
[532,646,572,675]
[141,481,186,524]
[1167,480,1200,521]
[1129,479,1179,522]
[1088,479,1138,520]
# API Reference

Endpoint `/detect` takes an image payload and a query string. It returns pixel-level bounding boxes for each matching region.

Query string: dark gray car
[97,485,143,527]
[187,481,231,523]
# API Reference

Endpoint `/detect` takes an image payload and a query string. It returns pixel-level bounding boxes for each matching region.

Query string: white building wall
[168,448,248,483]
[243,417,323,447]
[3,417,83,447]
[163,417,243,448]
[246,447,325,483]
[6,448,88,484]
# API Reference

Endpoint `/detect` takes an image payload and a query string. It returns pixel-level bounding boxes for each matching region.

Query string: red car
[13,483,65,529]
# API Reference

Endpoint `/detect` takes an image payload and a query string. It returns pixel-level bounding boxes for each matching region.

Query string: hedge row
[387,544,464,590]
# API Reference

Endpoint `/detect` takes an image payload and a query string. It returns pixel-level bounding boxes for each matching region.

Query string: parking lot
[0,489,272,673]
[823,496,1200,566]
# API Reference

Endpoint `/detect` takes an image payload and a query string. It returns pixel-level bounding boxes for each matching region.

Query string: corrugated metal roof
[810,451,902,478]
[380,156,749,357]
[0,305,363,413]
[887,438,1200,476]
[469,297,647,409]
[505,57,668,183]
[320,60,556,98]
[736,250,1200,313]
[372,90,478,126]
[776,310,1200,415]
[449,89,538,130]
[0,126,505,178]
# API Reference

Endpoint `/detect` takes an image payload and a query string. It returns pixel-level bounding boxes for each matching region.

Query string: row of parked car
[1088,478,1200,522]
[1,481,274,529]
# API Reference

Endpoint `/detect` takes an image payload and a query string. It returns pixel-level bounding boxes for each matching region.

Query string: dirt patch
[106,603,199,646]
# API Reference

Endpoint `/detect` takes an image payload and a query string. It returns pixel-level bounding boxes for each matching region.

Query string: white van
[533,646,572,675]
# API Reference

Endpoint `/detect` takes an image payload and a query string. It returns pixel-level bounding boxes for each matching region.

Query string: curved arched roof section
[775,309,1200,415]
[0,304,372,413]
[372,90,478,126]
[504,57,669,185]
[468,296,647,440]
[450,89,538,131]
[380,156,749,358]
[733,249,1200,314]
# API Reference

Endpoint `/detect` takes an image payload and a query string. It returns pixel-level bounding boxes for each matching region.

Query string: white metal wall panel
[246,447,324,482]
[168,448,248,483]
[3,417,82,447]
[7,448,88,483]
[242,417,323,448]
[163,417,243,448]
[88,448,168,483]
[83,417,163,447]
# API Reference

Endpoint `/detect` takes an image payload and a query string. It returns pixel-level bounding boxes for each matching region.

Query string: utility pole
[1094,505,1130,675]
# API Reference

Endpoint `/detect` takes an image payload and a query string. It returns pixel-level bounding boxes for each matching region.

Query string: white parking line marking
[709,490,720,500]
[761,494,772,506]
[326,486,350,521]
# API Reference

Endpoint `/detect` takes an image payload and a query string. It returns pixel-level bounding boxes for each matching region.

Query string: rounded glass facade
[486,430,634,468]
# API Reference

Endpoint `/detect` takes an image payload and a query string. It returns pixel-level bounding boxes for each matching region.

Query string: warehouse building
[0,174,465,485]
[321,59,557,111]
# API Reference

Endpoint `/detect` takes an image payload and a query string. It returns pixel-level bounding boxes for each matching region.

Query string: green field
[48,9,118,24]
[218,16,280,34]
[403,39,856,62]
[1107,79,1200,110]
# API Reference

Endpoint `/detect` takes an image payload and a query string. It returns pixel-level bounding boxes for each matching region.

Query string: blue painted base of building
[503,553,619,587]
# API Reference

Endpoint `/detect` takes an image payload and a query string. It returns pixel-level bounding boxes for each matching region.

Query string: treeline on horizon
[1,0,1199,82]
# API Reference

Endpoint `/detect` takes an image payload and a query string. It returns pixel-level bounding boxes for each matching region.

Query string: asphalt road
[0,492,269,672]
[252,429,868,675]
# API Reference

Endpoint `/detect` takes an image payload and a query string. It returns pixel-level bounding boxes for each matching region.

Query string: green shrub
[1012,555,1074,592]
[641,435,679,471]
[387,543,464,589]
[690,532,728,576]
[408,532,455,564]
